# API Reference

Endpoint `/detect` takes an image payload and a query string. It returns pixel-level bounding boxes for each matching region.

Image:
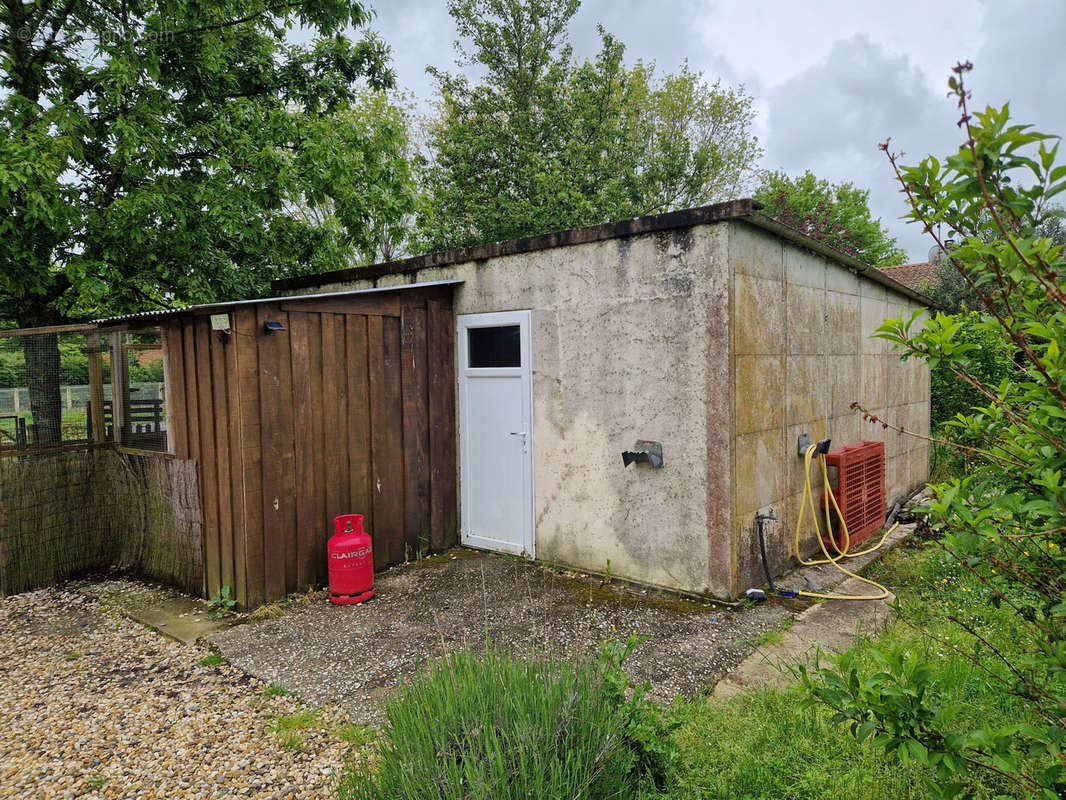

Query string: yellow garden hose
[792,443,895,601]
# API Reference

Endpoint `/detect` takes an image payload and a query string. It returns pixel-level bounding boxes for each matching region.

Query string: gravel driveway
[0,589,364,800]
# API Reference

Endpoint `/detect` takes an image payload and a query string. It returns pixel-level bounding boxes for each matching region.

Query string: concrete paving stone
[711,522,915,699]
[796,579,897,641]
[711,678,746,699]
[712,632,816,696]
[126,597,228,645]
[74,580,227,645]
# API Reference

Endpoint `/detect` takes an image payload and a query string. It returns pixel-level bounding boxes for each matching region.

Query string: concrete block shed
[270,198,931,601]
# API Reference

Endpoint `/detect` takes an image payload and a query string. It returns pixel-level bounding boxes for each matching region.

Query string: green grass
[333,723,378,748]
[63,651,82,660]
[1,409,91,440]
[263,682,292,698]
[198,652,225,667]
[272,710,323,751]
[746,616,794,648]
[0,405,168,443]
[326,541,1032,800]
[667,689,930,799]
[266,708,377,752]
[663,539,1040,800]
[273,709,321,730]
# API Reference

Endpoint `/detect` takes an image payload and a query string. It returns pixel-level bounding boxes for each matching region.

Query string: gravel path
[0,588,366,800]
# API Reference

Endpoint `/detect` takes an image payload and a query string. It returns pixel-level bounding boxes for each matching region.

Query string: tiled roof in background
[876,262,941,292]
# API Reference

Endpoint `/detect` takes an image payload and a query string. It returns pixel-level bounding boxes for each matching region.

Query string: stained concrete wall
[300,226,735,596]
[729,222,930,593]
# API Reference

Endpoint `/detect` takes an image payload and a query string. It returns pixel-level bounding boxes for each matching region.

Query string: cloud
[753,1,1066,261]
[364,0,1066,262]
[368,1,455,100]
[762,35,960,259]
[568,0,736,80]
[971,0,1066,135]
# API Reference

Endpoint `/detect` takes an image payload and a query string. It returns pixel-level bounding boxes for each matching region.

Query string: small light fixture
[210,313,231,343]
[263,321,286,334]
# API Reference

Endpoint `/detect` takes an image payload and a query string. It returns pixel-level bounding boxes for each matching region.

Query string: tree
[928,311,1014,429]
[1,1,414,443]
[803,65,1066,798]
[920,253,979,314]
[753,170,906,266]
[923,209,1066,313]
[287,89,420,265]
[417,0,762,252]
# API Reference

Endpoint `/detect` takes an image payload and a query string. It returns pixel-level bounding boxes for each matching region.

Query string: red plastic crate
[821,441,885,550]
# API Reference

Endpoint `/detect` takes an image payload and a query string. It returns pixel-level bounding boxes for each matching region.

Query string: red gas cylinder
[328,513,375,605]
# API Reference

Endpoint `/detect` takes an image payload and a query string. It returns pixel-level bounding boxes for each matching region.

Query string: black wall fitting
[622,440,663,468]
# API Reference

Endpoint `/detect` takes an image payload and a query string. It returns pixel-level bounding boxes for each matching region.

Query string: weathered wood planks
[162,286,457,606]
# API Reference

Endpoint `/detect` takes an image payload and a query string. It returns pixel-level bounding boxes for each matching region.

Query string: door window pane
[469,325,520,367]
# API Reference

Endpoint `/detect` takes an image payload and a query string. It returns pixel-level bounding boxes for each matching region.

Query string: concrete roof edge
[271,199,762,291]
[739,213,937,307]
[93,279,463,325]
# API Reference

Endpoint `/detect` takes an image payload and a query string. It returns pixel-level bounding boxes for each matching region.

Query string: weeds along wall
[0,447,202,596]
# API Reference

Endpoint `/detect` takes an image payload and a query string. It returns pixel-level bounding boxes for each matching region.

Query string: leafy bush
[803,64,1066,799]
[338,636,676,800]
[929,311,1014,429]
[129,356,164,383]
[0,351,25,388]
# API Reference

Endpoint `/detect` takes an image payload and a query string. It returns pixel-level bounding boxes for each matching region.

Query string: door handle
[509,431,526,437]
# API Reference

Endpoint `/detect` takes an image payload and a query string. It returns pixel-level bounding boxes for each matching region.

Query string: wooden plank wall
[164,286,457,605]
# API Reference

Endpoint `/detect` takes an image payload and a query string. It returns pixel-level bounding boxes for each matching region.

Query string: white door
[457,311,534,557]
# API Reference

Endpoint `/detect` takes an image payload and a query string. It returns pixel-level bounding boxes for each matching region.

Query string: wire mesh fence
[0,327,168,453]
[0,325,201,597]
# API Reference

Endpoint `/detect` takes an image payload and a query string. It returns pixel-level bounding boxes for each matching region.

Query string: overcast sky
[365,0,1066,263]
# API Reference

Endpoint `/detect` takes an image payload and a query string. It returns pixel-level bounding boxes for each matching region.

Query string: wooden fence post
[87,332,107,442]
[110,332,129,446]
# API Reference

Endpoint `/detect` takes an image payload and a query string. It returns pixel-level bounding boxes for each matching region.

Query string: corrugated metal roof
[93,279,464,325]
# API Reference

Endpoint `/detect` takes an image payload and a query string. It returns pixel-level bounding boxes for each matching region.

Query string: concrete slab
[209,550,793,722]
[775,522,916,596]
[797,579,896,639]
[125,596,228,644]
[72,579,228,645]
[719,631,819,693]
